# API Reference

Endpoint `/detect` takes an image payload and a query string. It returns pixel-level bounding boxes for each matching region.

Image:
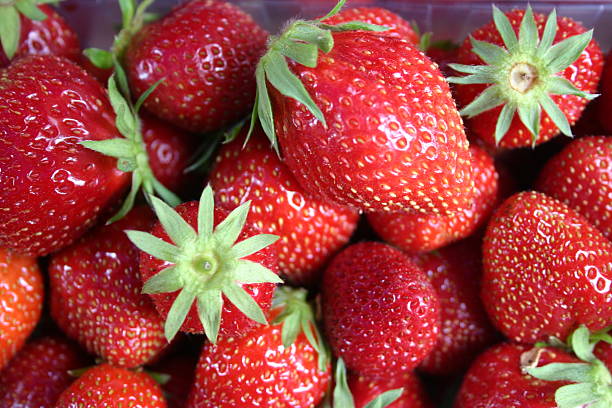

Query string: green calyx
[448,5,597,146]
[0,0,56,59]
[126,185,283,343]
[525,325,612,408]
[248,0,389,152]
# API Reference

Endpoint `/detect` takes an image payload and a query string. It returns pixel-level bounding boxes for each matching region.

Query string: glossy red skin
[272,32,473,214]
[350,372,431,408]
[324,7,419,44]
[0,56,129,257]
[140,201,278,337]
[125,0,268,133]
[150,353,198,408]
[49,207,166,368]
[55,364,167,408]
[0,248,43,370]
[210,129,359,286]
[322,242,440,379]
[598,52,612,133]
[0,5,80,68]
[413,237,499,376]
[0,336,89,407]
[187,309,330,408]
[483,191,612,344]
[536,136,612,240]
[454,10,603,149]
[368,145,498,253]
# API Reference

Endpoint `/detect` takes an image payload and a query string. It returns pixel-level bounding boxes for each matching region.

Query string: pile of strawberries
[0,0,611,407]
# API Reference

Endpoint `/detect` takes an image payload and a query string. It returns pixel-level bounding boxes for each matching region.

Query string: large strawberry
[210,127,359,286]
[0,336,89,407]
[187,286,330,407]
[124,0,268,133]
[250,0,474,214]
[536,136,611,240]
[0,3,79,67]
[49,206,166,368]
[0,56,129,256]
[322,242,440,378]
[0,248,43,370]
[483,191,612,344]
[449,6,602,148]
[128,185,282,343]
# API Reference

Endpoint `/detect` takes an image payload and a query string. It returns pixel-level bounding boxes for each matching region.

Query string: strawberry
[449,6,603,148]
[210,127,359,286]
[536,136,611,240]
[0,56,129,256]
[0,336,89,407]
[49,206,167,368]
[482,191,612,344]
[0,248,43,370]
[367,145,499,253]
[55,364,167,408]
[128,185,281,343]
[187,287,330,408]
[250,0,474,214]
[322,242,440,379]
[349,371,431,408]
[598,52,612,133]
[0,3,79,67]
[413,237,499,376]
[124,0,268,133]
[149,352,198,408]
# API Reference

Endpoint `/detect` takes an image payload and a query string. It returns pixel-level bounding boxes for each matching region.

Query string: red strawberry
[210,127,359,286]
[349,372,432,408]
[368,145,499,253]
[413,237,499,376]
[0,56,129,256]
[426,41,459,77]
[450,6,603,148]
[322,242,440,378]
[55,364,167,408]
[251,7,474,214]
[0,336,89,407]
[149,352,198,408]
[0,4,80,67]
[598,52,612,132]
[0,248,43,370]
[49,207,167,368]
[536,136,611,240]
[483,191,612,344]
[124,0,268,132]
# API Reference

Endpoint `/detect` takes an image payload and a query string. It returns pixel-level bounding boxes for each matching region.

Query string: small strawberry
[0,56,129,256]
[449,6,603,148]
[0,248,43,370]
[483,191,612,344]
[0,3,79,67]
[536,136,611,240]
[187,287,330,408]
[124,0,269,132]
[322,242,440,379]
[210,127,359,286]
[0,336,89,407]
[55,364,167,408]
[128,185,282,343]
[367,145,499,253]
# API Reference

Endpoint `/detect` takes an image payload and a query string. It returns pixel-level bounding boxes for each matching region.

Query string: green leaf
[517,102,541,144]
[419,32,432,52]
[495,103,516,145]
[185,136,220,173]
[469,36,508,66]
[280,312,301,348]
[107,171,142,224]
[230,234,279,259]
[232,260,283,284]
[15,0,46,21]
[112,59,132,100]
[149,195,197,246]
[363,389,404,408]
[526,362,592,383]
[0,6,21,60]
[79,138,133,159]
[518,5,538,51]
[214,200,251,248]
[492,5,518,51]
[537,9,558,57]
[548,76,597,100]
[323,21,389,33]
[459,85,505,118]
[288,23,334,53]
[222,284,268,325]
[448,63,497,76]
[134,78,164,113]
[83,48,114,70]
[108,75,137,139]
[570,325,596,362]
[255,63,276,149]
[125,230,180,263]
[281,41,318,68]
[196,290,223,344]
[197,185,215,240]
[333,359,355,408]
[225,118,246,144]
[164,288,196,341]
[318,0,346,21]
[555,383,599,408]
[446,74,495,85]
[141,266,183,294]
[539,93,572,138]
[544,30,593,74]
[150,177,181,207]
[147,371,171,386]
[118,0,136,29]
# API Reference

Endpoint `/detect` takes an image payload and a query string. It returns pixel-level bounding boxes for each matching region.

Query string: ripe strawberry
[322,242,440,378]
[129,185,281,343]
[0,248,43,370]
[598,52,612,133]
[0,336,89,407]
[187,287,330,408]
[210,127,359,286]
[450,6,602,148]
[0,56,129,256]
[55,364,167,408]
[49,206,167,368]
[413,237,499,376]
[251,2,474,214]
[349,372,431,408]
[124,0,268,133]
[536,136,611,240]
[149,352,198,408]
[0,3,79,67]
[483,191,612,344]
[368,145,499,253]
